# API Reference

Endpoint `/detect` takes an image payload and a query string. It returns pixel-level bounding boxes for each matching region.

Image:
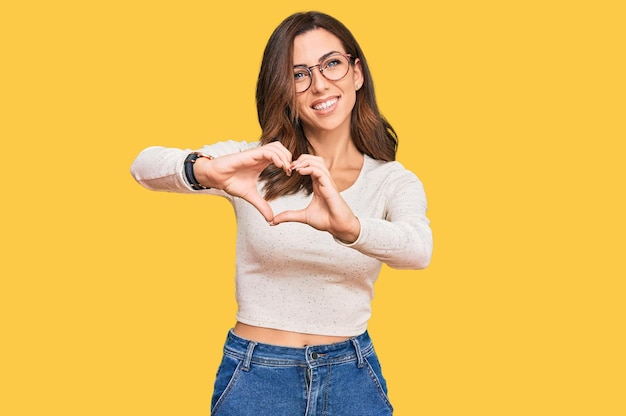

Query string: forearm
[338,217,433,269]
[335,168,433,270]
[130,140,258,193]
[130,146,194,192]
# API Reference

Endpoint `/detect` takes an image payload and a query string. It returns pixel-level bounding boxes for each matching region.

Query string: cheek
[295,96,309,116]
[344,88,358,110]
[296,95,307,108]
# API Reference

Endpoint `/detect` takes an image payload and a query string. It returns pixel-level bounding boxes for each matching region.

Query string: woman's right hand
[193,142,292,222]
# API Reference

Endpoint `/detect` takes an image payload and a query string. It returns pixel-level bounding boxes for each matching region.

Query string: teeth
[313,98,338,110]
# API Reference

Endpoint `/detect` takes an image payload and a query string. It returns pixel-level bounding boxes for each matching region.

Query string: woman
[131,11,432,415]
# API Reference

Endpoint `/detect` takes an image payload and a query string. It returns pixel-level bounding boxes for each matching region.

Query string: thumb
[242,193,275,223]
[271,209,307,226]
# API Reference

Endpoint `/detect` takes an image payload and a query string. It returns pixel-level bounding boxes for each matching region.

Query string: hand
[271,155,361,243]
[194,142,292,222]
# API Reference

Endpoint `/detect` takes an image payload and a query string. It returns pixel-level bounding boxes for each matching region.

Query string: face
[292,28,363,138]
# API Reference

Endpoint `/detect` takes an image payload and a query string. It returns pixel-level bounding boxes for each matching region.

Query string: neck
[304,127,361,169]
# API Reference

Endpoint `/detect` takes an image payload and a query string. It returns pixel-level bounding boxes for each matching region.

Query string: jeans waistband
[223,329,373,370]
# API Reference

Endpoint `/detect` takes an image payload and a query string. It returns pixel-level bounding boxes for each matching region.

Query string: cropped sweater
[130,140,433,336]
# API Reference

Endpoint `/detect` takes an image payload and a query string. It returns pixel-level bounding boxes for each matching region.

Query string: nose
[309,65,330,92]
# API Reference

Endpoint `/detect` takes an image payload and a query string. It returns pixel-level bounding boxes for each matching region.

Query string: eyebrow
[293,50,343,67]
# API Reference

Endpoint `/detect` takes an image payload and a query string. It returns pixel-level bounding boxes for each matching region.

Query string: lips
[311,97,339,111]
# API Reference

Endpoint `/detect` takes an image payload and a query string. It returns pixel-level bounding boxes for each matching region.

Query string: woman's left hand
[270,155,361,243]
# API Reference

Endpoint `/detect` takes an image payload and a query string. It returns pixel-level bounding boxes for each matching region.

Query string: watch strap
[184,152,213,190]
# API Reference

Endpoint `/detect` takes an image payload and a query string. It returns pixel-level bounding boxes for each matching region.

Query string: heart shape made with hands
[236,173,310,226]
[212,143,356,238]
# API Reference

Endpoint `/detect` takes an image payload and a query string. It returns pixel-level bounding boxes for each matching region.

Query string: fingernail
[283,162,292,176]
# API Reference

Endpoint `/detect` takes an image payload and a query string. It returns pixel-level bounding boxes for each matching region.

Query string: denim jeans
[211,329,394,415]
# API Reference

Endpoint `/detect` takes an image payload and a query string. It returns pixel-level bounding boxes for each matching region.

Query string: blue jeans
[211,329,394,415]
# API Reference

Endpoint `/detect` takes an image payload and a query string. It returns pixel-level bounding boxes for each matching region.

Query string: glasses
[293,53,354,93]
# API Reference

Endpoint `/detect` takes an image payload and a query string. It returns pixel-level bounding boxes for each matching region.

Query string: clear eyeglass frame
[293,53,354,93]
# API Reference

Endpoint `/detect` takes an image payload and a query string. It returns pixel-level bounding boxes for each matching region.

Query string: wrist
[335,216,361,244]
[184,152,214,190]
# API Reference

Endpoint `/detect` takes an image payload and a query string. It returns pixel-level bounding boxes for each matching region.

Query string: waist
[224,327,374,366]
[233,322,352,347]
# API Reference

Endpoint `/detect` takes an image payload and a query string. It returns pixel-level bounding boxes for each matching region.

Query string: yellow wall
[2,1,624,414]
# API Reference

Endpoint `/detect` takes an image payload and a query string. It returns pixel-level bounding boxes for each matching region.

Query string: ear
[352,58,364,90]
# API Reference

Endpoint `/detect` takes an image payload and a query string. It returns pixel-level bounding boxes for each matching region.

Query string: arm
[339,171,433,270]
[129,140,257,194]
[130,140,293,222]
[270,156,433,270]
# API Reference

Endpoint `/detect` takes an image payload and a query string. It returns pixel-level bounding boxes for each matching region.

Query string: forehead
[293,28,345,65]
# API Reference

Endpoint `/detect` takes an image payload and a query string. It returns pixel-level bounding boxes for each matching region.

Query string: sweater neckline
[339,154,370,195]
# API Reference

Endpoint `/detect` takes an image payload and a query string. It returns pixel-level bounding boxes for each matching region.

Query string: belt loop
[242,341,257,372]
[351,337,365,368]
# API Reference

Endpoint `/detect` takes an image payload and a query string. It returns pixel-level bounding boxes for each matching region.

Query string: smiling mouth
[312,97,338,111]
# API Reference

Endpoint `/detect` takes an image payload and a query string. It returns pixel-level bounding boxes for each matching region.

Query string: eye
[324,58,342,69]
[321,54,348,73]
[293,67,310,81]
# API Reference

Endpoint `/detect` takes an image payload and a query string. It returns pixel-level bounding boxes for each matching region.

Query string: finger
[291,155,328,174]
[270,153,292,176]
[267,141,293,161]
[271,209,307,226]
[292,163,335,189]
[263,144,293,176]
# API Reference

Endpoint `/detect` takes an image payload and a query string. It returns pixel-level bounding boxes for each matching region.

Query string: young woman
[131,11,432,415]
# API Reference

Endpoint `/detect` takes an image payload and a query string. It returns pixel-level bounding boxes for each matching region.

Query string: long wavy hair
[256,11,398,200]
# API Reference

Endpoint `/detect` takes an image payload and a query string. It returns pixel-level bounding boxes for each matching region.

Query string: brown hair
[256,11,398,200]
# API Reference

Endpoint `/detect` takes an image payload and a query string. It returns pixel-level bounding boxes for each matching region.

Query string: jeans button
[311,352,318,360]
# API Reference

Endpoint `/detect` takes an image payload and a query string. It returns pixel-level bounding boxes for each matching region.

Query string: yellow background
[2,1,624,415]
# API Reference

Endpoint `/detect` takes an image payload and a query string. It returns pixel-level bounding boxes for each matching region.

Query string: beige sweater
[131,140,432,336]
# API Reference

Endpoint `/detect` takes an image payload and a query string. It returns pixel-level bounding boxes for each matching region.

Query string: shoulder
[363,155,422,187]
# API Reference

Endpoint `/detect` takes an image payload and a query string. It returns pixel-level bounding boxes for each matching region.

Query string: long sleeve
[129,140,257,194]
[337,159,433,270]
[130,146,431,335]
[232,157,433,335]
[130,144,432,270]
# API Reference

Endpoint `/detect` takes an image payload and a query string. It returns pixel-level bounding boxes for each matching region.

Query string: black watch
[184,152,214,190]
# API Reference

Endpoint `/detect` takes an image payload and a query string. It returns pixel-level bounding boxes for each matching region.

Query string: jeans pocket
[211,354,243,414]
[364,354,394,413]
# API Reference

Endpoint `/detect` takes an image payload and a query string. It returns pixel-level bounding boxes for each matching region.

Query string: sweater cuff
[333,216,364,247]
